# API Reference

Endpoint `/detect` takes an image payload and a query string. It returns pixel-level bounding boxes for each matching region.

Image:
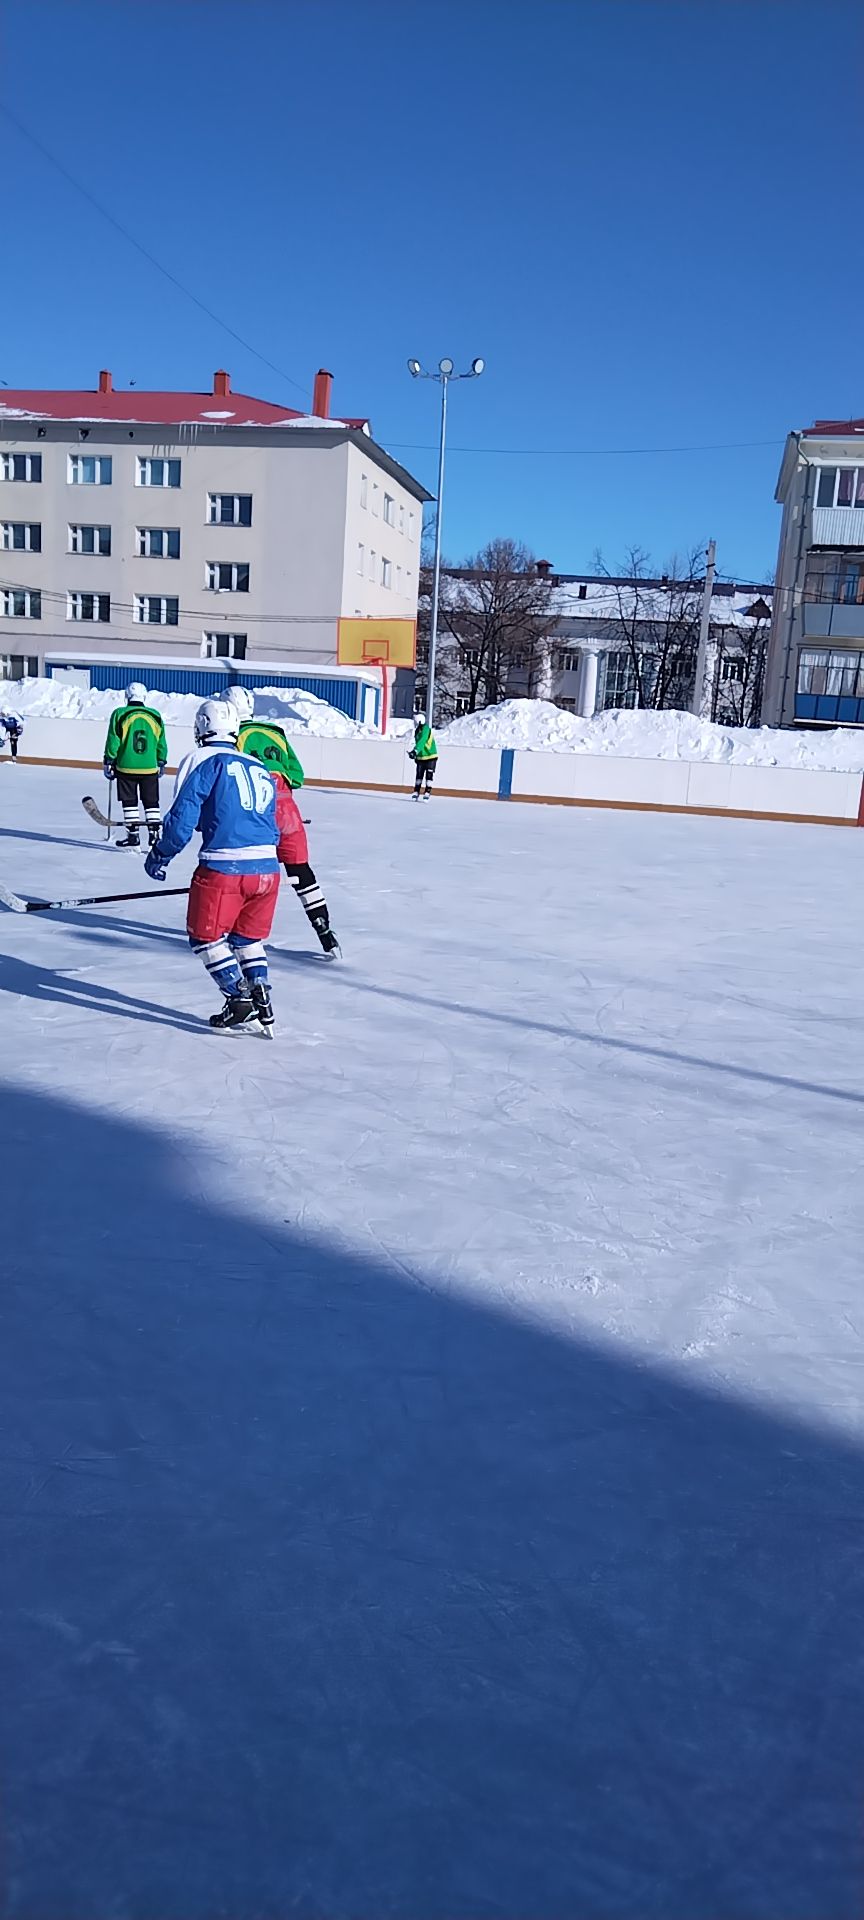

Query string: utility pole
[407,356,484,724]
[693,538,717,720]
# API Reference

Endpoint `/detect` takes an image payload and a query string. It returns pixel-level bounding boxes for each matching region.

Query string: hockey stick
[82,795,114,832]
[0,880,189,915]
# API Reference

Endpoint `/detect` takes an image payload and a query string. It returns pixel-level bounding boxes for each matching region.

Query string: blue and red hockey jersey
[159,742,279,875]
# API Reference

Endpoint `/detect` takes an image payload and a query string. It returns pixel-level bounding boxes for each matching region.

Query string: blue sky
[1,0,861,582]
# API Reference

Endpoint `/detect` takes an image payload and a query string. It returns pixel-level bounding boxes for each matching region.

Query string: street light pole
[407,356,484,725]
[427,371,449,729]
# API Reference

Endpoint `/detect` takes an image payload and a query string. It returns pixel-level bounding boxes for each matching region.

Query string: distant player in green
[103,682,168,848]
[411,713,438,799]
[225,687,341,958]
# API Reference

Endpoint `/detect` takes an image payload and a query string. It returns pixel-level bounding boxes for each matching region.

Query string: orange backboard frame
[337,617,416,669]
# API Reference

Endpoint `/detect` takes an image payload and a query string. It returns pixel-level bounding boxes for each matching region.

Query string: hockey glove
[103,760,116,781]
[144,848,168,882]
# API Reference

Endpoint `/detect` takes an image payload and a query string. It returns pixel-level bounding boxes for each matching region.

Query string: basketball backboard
[337,618,416,668]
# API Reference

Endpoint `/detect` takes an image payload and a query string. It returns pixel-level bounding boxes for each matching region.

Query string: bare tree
[711,596,772,728]
[594,547,704,710]
[439,538,556,711]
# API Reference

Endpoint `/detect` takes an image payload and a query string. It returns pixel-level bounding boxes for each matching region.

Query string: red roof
[0,369,368,431]
[808,417,864,436]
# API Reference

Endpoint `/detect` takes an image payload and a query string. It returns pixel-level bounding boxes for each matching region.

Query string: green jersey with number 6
[104,702,167,776]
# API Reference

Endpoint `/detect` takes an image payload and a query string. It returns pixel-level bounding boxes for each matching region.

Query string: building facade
[425,568,772,724]
[0,368,429,713]
[763,418,864,729]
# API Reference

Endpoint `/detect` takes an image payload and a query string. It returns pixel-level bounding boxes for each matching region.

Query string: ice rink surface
[1,763,863,1918]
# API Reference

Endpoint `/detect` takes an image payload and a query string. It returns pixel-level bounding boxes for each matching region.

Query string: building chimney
[536,558,552,578]
[312,368,333,419]
[213,370,231,396]
[98,370,113,394]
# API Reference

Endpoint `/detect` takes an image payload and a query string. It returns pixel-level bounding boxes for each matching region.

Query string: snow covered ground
[1,765,863,1918]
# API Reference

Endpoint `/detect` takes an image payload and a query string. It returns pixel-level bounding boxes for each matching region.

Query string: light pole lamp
[408,356,484,725]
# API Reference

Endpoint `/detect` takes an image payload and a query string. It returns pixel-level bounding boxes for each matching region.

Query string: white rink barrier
[10,718,864,827]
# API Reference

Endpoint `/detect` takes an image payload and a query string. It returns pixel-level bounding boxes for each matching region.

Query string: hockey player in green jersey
[103,682,168,848]
[225,686,340,957]
[410,713,437,799]
[233,706,305,789]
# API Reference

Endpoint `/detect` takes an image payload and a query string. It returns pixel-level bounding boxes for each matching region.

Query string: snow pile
[3,677,370,737]
[439,700,864,772]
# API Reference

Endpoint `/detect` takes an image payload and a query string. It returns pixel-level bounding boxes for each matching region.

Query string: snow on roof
[0,379,368,432]
[43,650,380,681]
[442,574,772,631]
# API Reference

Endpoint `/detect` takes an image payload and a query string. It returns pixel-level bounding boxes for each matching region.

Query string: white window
[553,649,576,673]
[372,483,379,516]
[202,631,247,659]
[357,542,365,575]
[137,526,180,558]
[816,466,864,510]
[462,647,482,668]
[207,492,252,526]
[381,557,392,589]
[360,473,368,509]
[369,549,376,579]
[399,504,405,535]
[67,591,110,623]
[206,561,249,593]
[136,456,180,488]
[69,524,111,556]
[134,594,179,625]
[396,564,402,593]
[1,588,40,618]
[454,691,472,716]
[408,511,416,541]
[1,453,41,482]
[1,522,40,552]
[68,454,112,485]
[383,493,395,526]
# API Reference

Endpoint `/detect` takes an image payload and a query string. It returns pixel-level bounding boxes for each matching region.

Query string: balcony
[812,506,864,546]
[802,563,864,639]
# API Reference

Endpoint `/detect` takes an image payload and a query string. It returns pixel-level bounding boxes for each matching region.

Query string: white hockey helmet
[226,684,254,722]
[126,681,148,704]
[195,697,238,745]
[414,711,426,726]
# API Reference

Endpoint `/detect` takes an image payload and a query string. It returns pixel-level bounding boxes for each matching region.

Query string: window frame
[136,456,181,489]
[206,492,252,527]
[68,523,111,556]
[67,454,112,486]
[133,594,180,626]
[1,521,41,552]
[136,526,181,559]
[0,587,41,618]
[66,590,111,623]
[205,560,250,593]
[381,556,392,589]
[1,452,42,482]
[201,631,248,660]
[815,465,864,511]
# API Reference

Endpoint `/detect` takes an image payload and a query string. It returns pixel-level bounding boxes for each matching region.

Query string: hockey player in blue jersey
[145,697,281,1032]
[0,712,24,759]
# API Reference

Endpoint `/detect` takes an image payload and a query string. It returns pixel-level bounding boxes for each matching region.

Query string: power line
[385,437,784,459]
[0,102,310,404]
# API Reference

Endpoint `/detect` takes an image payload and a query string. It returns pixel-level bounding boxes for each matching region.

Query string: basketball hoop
[337,618,416,737]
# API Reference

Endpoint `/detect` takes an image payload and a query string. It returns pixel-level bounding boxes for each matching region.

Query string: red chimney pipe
[312,369,333,419]
[99,370,113,394]
[213,370,231,396]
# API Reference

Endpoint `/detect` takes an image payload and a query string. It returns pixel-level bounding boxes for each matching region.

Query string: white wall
[15,721,863,825]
